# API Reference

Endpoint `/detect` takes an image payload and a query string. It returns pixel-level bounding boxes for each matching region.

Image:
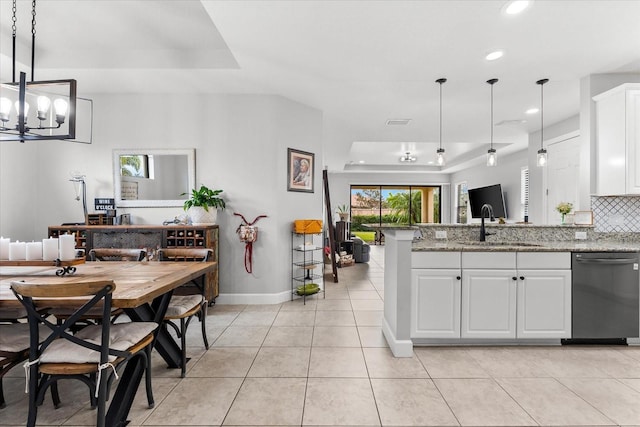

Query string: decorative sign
[94,198,115,211]
[121,182,139,200]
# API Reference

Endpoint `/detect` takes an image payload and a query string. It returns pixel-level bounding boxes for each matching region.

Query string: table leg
[124,291,182,369]
[105,352,146,427]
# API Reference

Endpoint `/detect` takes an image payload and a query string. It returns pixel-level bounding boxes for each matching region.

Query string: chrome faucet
[480,203,495,242]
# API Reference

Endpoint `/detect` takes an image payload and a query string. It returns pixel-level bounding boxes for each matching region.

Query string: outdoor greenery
[386,191,422,224]
[351,214,397,231]
[119,155,142,176]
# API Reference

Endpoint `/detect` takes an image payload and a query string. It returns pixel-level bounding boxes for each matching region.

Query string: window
[521,167,530,219]
[350,185,441,241]
[455,182,468,224]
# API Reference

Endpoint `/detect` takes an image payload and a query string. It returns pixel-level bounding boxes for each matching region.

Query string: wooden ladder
[323,169,339,283]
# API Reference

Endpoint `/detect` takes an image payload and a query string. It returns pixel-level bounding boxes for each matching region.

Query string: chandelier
[0,0,77,142]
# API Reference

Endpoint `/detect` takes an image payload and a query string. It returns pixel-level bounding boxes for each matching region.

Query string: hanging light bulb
[37,96,51,121]
[486,78,498,167]
[536,78,549,167]
[15,100,29,124]
[435,78,447,166]
[0,97,11,123]
[54,98,68,124]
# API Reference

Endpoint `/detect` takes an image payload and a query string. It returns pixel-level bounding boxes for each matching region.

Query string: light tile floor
[3,246,640,426]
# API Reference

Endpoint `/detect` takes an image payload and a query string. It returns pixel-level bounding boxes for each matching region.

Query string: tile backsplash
[591,196,640,232]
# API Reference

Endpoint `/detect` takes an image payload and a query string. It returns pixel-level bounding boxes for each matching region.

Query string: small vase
[561,213,566,225]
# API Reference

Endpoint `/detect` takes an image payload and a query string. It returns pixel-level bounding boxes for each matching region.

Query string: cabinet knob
[519,276,525,280]
[512,277,517,281]
[456,276,461,280]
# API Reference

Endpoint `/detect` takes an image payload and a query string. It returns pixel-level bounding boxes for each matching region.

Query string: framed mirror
[113,148,195,207]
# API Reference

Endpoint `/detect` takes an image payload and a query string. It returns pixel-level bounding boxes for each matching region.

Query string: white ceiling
[1,0,639,173]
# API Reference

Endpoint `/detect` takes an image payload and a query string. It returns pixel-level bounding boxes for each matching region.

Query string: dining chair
[157,248,212,377]
[88,248,147,261]
[0,322,31,408]
[52,248,146,326]
[11,280,158,427]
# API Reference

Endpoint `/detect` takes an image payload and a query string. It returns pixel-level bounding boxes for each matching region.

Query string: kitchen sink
[455,241,542,247]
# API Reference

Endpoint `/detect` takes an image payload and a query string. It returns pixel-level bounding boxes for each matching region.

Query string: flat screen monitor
[468,184,507,218]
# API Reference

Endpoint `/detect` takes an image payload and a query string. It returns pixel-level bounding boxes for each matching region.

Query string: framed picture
[574,210,593,225]
[287,148,314,193]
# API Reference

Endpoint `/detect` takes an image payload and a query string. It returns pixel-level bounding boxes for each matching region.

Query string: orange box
[293,219,323,234]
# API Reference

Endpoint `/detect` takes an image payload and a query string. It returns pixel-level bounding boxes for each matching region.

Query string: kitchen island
[381,224,640,357]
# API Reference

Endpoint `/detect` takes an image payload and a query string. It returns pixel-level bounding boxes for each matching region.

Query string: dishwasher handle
[575,258,637,265]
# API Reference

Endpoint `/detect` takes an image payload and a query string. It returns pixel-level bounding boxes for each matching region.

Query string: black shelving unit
[291,232,325,304]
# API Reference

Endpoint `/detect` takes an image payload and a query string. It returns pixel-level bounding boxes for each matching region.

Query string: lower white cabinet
[412,251,572,341]
[461,269,517,338]
[411,269,461,338]
[516,269,572,338]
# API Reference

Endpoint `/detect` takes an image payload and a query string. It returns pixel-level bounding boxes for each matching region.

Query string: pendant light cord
[536,79,549,150]
[439,82,443,150]
[540,81,544,148]
[490,84,493,149]
[487,79,498,150]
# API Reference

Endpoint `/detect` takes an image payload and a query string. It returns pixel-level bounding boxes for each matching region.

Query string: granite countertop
[412,240,640,252]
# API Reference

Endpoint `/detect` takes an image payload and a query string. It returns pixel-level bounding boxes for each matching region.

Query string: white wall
[0,93,323,304]
[527,115,580,224]
[328,172,451,224]
[449,150,528,223]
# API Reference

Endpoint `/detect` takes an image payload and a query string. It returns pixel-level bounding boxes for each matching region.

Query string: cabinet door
[627,90,640,194]
[517,269,571,339]
[411,269,461,338]
[461,269,517,339]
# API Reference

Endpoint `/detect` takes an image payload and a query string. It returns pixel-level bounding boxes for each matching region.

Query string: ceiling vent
[386,119,412,126]
[495,119,527,126]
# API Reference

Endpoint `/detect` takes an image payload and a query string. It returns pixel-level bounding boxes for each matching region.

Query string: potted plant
[182,184,226,225]
[336,204,350,222]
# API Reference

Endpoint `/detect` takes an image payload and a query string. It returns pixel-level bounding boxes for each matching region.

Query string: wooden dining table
[0,260,217,426]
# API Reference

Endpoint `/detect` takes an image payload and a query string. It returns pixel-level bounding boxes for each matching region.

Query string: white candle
[0,237,9,260]
[9,241,26,261]
[26,241,43,261]
[42,238,58,261]
[59,234,76,261]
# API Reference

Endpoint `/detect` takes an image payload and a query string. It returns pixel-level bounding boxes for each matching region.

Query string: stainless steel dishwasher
[571,252,639,340]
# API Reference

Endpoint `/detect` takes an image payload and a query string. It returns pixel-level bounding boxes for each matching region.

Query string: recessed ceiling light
[485,50,504,61]
[386,119,412,125]
[526,107,539,114]
[358,160,365,164]
[503,0,532,15]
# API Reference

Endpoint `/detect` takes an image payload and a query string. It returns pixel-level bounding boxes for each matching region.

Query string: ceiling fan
[399,152,417,163]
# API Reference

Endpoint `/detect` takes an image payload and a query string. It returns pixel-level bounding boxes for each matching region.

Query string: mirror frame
[113,148,195,208]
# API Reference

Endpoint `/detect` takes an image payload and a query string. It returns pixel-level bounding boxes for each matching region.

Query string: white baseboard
[216,290,292,305]
[381,317,413,357]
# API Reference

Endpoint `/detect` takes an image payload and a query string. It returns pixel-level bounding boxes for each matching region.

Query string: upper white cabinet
[594,83,640,195]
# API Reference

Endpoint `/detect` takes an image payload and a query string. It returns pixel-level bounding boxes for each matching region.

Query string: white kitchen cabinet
[411,269,461,338]
[594,83,640,195]
[460,252,571,340]
[461,269,517,338]
[410,252,461,339]
[516,269,572,338]
[515,252,571,339]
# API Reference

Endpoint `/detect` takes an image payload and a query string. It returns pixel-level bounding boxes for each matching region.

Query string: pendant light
[486,78,498,167]
[435,78,447,166]
[536,78,549,167]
